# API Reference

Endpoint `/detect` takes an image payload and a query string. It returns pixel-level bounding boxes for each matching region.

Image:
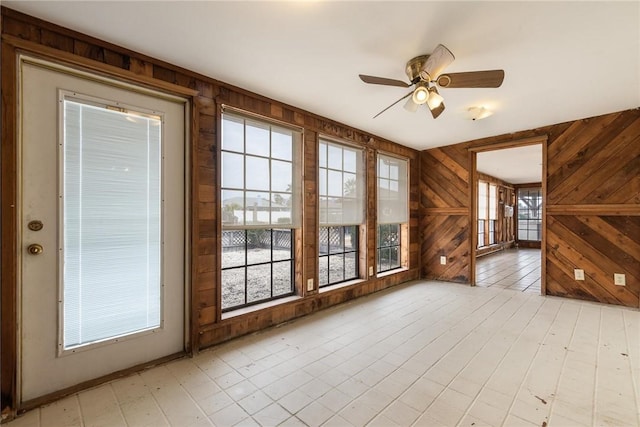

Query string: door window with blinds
[318,139,365,287]
[377,154,408,274]
[220,110,301,311]
[61,97,163,350]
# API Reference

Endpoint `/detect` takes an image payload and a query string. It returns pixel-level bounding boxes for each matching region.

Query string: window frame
[517,187,542,242]
[317,137,365,287]
[220,229,294,312]
[220,107,302,312]
[318,226,359,287]
[376,153,409,275]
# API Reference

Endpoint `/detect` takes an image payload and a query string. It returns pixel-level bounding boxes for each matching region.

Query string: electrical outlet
[307,278,314,291]
[574,269,585,281]
[369,266,374,276]
[614,273,626,286]
[440,256,447,265]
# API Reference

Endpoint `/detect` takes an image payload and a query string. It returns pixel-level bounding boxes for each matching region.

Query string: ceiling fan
[359,44,505,119]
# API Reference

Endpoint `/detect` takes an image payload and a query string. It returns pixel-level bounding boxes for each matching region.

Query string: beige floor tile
[7,277,639,427]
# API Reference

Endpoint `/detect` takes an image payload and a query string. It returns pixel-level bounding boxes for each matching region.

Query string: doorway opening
[471,139,546,294]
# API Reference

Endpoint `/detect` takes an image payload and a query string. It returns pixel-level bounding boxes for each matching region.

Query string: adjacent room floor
[476,248,541,294]
[7,280,639,427]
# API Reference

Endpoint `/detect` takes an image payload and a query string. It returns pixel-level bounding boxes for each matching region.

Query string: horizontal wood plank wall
[0,7,420,415]
[419,145,470,282]
[420,108,639,308]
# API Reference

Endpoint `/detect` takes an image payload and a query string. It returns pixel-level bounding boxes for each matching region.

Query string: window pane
[319,169,327,196]
[246,156,269,191]
[328,144,342,169]
[329,254,345,284]
[63,101,161,348]
[271,127,292,160]
[272,230,292,261]
[222,190,244,226]
[245,121,269,156]
[271,194,292,225]
[319,256,329,286]
[319,142,327,168]
[328,170,342,197]
[343,149,357,173]
[222,268,246,309]
[222,116,244,152]
[273,261,292,296]
[329,227,344,254]
[222,230,246,268]
[247,229,271,264]
[222,152,244,189]
[247,264,271,303]
[344,226,357,251]
[245,192,270,226]
[345,252,357,280]
[272,160,292,192]
[343,173,356,197]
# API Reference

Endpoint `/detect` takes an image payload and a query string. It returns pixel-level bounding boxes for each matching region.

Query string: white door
[19,58,187,403]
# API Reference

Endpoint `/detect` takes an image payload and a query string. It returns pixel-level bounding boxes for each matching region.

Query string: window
[318,140,364,287]
[478,181,488,248]
[377,154,408,273]
[517,188,542,241]
[220,111,301,311]
[63,99,162,348]
[489,184,497,245]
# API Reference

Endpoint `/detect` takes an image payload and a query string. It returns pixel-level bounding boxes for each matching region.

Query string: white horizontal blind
[221,112,301,229]
[377,154,408,224]
[319,139,365,225]
[63,100,162,349]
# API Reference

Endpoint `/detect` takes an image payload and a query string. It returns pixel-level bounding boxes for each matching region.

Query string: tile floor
[7,280,639,427]
[476,249,541,294]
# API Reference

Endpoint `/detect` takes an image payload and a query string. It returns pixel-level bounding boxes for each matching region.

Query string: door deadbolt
[27,244,44,255]
[28,220,44,231]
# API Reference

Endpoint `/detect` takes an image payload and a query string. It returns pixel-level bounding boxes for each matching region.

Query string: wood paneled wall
[420,109,639,308]
[419,145,470,282]
[545,110,639,307]
[0,7,420,415]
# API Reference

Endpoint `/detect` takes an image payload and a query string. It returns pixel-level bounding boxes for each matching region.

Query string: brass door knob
[27,244,43,255]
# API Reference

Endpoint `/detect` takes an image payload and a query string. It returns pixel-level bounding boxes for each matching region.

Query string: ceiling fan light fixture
[466,106,493,120]
[426,87,444,110]
[412,85,429,105]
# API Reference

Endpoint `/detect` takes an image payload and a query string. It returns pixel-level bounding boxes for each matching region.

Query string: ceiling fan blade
[437,70,505,88]
[373,91,413,118]
[423,44,455,79]
[429,101,445,119]
[403,96,419,113]
[359,74,410,88]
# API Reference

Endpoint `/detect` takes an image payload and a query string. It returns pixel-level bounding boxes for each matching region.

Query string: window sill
[318,278,365,294]
[221,295,302,321]
[377,266,408,278]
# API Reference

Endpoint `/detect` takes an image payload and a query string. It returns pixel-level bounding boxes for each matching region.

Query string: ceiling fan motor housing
[405,55,431,82]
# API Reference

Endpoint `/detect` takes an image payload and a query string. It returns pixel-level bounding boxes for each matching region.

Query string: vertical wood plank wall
[0,8,420,414]
[420,109,640,307]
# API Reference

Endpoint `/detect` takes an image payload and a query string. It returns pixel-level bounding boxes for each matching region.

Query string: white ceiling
[477,145,542,185]
[5,1,640,153]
